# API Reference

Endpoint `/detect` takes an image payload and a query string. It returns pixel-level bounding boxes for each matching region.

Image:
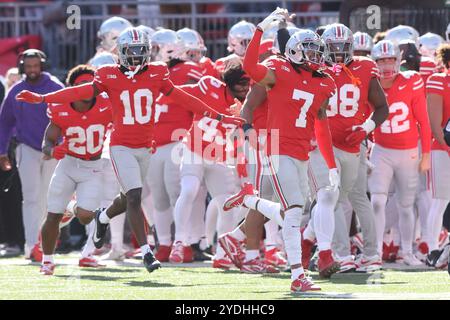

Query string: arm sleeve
[411,76,432,153]
[242,28,269,83]
[167,85,220,118]
[277,28,291,55]
[314,117,337,169]
[0,91,17,154]
[43,83,95,104]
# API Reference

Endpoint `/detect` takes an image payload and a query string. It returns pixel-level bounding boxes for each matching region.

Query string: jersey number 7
[293,89,314,128]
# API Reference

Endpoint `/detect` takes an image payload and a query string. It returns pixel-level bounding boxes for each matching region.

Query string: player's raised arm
[16,82,100,104]
[166,85,245,126]
[243,8,288,87]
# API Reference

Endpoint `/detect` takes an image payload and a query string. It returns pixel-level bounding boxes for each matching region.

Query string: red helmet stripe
[360,35,365,46]
[383,42,388,54]
[132,29,139,41]
[336,26,342,38]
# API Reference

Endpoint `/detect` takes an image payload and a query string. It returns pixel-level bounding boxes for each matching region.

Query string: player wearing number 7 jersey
[16,27,244,274]
[38,65,112,275]
[369,40,432,265]
[224,8,340,292]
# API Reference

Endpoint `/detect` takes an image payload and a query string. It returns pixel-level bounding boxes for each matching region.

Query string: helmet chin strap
[124,64,142,79]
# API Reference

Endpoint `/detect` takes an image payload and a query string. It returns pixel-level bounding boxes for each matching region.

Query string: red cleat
[240,257,280,274]
[264,247,287,268]
[155,245,171,262]
[301,237,315,270]
[169,241,184,264]
[291,273,321,292]
[183,245,193,263]
[79,256,106,268]
[318,249,340,278]
[212,257,234,270]
[31,243,43,263]
[223,182,258,212]
[390,244,400,262]
[218,233,245,268]
[40,262,55,275]
[382,241,392,261]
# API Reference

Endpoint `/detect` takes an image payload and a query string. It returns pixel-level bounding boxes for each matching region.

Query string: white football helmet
[322,23,354,65]
[227,20,256,57]
[136,25,155,39]
[117,27,150,70]
[151,28,185,62]
[385,25,419,49]
[176,28,207,63]
[419,32,445,58]
[371,40,401,79]
[272,26,300,54]
[88,52,117,68]
[285,29,326,71]
[353,31,373,55]
[97,16,133,52]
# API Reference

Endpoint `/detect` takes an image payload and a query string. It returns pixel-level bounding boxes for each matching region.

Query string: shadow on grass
[125,280,178,288]
[55,274,134,282]
[82,267,142,273]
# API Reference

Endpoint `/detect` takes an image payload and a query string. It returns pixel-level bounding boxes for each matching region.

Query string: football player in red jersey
[167,66,250,263]
[369,40,432,266]
[147,28,206,262]
[424,44,450,268]
[223,8,342,292]
[418,32,445,82]
[16,27,244,274]
[304,24,388,273]
[37,65,112,275]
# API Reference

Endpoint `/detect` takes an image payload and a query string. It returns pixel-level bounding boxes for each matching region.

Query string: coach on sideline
[0,49,64,260]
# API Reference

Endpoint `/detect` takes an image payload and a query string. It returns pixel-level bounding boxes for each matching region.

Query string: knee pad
[317,188,339,207]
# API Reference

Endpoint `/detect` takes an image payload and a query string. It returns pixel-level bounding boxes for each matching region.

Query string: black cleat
[143,252,161,273]
[92,208,109,249]
[191,242,213,261]
[426,249,442,267]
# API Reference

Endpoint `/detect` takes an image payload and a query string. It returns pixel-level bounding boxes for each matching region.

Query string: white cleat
[403,252,423,266]
[355,254,382,272]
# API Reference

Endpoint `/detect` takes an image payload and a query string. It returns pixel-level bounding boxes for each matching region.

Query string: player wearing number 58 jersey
[224,8,341,292]
[16,27,244,274]
[306,24,388,273]
[37,65,112,275]
[369,40,432,266]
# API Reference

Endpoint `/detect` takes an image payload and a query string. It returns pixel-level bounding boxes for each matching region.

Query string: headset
[17,49,47,74]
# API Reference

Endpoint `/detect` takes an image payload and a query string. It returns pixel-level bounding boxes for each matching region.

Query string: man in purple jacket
[0,49,64,260]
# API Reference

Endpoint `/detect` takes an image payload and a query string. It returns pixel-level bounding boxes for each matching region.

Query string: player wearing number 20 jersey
[369,40,432,260]
[39,66,112,275]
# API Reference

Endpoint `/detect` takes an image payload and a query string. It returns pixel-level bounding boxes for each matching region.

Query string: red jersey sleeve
[426,73,445,95]
[46,104,63,127]
[93,65,110,93]
[410,72,432,153]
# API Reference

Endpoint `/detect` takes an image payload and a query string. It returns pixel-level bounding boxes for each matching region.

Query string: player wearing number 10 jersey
[38,65,112,275]
[16,27,244,274]
[369,40,431,265]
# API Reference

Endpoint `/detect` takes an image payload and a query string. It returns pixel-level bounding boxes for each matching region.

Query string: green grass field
[0,254,449,300]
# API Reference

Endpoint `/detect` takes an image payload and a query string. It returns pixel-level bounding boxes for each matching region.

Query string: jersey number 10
[120,89,154,125]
